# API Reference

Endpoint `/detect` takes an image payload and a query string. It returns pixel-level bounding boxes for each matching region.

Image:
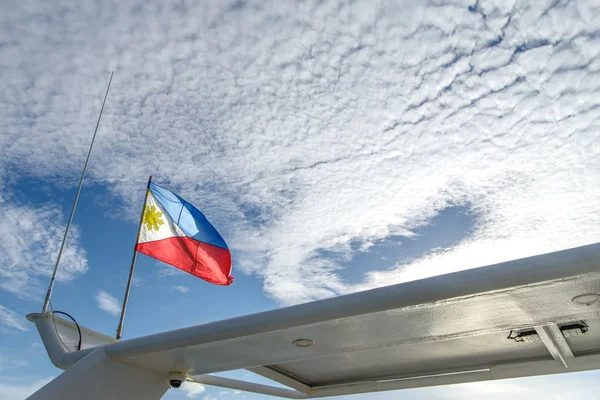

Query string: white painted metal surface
[26,313,116,369]
[27,243,600,399]
[534,324,575,368]
[28,346,167,400]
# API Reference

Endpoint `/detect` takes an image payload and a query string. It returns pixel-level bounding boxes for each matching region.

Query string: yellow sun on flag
[143,205,165,231]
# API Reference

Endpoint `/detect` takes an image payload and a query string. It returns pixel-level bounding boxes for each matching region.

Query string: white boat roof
[28,242,600,398]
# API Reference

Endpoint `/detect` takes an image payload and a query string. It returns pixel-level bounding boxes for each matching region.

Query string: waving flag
[136,182,233,285]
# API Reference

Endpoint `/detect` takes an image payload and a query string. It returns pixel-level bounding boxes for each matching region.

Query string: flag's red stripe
[136,237,233,286]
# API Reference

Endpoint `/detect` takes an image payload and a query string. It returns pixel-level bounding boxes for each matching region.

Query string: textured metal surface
[271,331,552,386]
[563,316,600,354]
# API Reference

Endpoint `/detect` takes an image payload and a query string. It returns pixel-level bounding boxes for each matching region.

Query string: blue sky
[2,0,600,398]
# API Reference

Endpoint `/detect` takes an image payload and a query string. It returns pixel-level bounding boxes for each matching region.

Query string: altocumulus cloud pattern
[0,0,599,305]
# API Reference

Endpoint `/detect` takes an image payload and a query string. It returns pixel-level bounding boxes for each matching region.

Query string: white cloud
[157,262,186,277]
[12,360,28,368]
[132,276,145,288]
[173,286,189,293]
[0,305,27,332]
[181,381,206,398]
[422,371,600,399]
[95,291,121,317]
[0,199,87,298]
[1,0,600,306]
[218,390,242,396]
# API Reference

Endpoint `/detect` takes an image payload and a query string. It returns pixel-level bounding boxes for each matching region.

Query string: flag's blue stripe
[149,182,229,250]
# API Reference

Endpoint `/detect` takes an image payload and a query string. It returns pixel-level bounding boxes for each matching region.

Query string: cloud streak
[173,286,190,293]
[0,305,27,332]
[1,0,600,305]
[0,198,87,298]
[95,291,121,317]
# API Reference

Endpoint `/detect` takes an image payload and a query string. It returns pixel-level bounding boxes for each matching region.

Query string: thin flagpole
[116,176,152,340]
[42,71,114,314]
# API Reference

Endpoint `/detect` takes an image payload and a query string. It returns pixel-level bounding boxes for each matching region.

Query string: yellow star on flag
[142,205,164,231]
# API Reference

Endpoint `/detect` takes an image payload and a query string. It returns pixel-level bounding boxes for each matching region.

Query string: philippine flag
[135,182,233,285]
